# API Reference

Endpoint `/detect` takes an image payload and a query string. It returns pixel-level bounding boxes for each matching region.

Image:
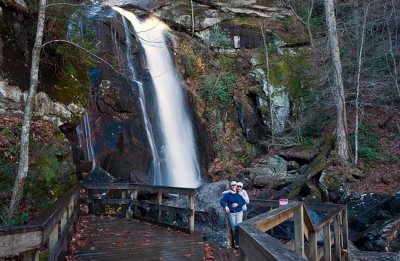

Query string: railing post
[60,208,68,256]
[294,205,305,258]
[88,189,94,215]
[334,214,341,260]
[188,194,195,234]
[23,249,39,261]
[132,189,138,217]
[308,232,318,261]
[323,222,331,261]
[225,213,232,249]
[342,206,349,255]
[48,222,59,258]
[157,191,163,223]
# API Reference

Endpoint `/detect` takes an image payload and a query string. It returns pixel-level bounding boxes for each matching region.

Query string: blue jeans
[229,211,243,246]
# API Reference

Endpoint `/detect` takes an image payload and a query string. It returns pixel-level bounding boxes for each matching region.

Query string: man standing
[237,181,250,218]
[220,181,246,248]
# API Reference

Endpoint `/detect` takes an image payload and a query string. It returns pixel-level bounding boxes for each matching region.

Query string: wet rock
[349,193,400,234]
[249,66,290,135]
[354,214,400,252]
[103,0,156,11]
[349,241,400,260]
[97,80,135,114]
[278,146,318,162]
[259,155,288,174]
[248,155,294,188]
[235,95,267,143]
[83,167,115,195]
[287,160,301,171]
[319,171,350,203]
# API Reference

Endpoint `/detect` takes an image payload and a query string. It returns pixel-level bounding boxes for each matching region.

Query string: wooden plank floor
[74,216,204,261]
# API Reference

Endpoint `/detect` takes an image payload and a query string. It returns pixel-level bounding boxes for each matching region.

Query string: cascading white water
[121,16,162,185]
[113,7,201,188]
[76,112,96,170]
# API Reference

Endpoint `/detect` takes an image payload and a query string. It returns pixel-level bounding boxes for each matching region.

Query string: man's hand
[225,206,230,213]
[232,203,238,208]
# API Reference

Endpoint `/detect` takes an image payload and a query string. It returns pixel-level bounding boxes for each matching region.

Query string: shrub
[201,72,239,107]
[351,123,385,161]
[210,25,231,49]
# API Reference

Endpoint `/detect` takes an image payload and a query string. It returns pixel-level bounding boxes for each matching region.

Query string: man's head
[237,182,243,190]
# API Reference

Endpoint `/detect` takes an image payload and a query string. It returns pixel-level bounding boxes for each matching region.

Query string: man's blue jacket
[220,192,246,213]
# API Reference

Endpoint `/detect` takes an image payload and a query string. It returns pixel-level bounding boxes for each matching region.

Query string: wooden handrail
[239,200,349,261]
[0,185,80,260]
[82,182,198,234]
[82,183,197,195]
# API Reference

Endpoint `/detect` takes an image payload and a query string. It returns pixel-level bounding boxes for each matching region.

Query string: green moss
[229,17,258,27]
[350,123,386,161]
[201,72,239,107]
[43,5,96,107]
[268,50,311,107]
[55,61,90,106]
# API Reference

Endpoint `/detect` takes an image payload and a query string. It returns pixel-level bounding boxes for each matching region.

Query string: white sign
[279,199,288,207]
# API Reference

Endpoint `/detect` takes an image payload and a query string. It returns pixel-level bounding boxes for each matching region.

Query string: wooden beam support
[308,232,318,261]
[334,214,341,260]
[323,223,331,261]
[188,194,195,234]
[342,208,349,259]
[157,191,163,223]
[294,206,305,258]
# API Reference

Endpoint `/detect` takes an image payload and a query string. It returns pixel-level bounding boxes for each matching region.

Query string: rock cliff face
[0,0,310,183]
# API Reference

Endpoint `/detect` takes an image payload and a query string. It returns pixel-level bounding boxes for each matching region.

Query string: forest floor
[342,109,400,194]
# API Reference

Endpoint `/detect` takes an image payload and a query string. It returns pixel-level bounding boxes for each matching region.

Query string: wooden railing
[82,183,197,233]
[0,185,80,260]
[239,200,348,261]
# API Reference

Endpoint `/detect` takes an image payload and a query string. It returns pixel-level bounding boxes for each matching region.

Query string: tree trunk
[7,0,47,220]
[386,3,400,99]
[354,5,368,166]
[260,26,274,142]
[324,0,349,163]
[307,0,315,50]
[190,0,195,36]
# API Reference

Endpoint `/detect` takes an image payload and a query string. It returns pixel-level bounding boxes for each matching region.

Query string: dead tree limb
[270,135,335,200]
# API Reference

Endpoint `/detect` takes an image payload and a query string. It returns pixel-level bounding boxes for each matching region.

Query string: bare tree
[354,5,369,166]
[260,26,275,143]
[190,0,195,36]
[7,0,47,220]
[324,0,349,163]
[386,1,400,98]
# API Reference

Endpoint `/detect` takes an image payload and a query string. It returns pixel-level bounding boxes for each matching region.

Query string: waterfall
[76,112,96,170]
[121,16,161,185]
[113,7,201,188]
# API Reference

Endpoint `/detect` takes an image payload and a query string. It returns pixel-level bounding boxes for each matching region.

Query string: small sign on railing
[279,198,288,207]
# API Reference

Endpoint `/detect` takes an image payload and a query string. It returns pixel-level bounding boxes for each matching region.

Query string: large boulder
[349,192,400,252]
[249,64,290,135]
[196,180,231,246]
[165,180,232,247]
[247,155,296,188]
[354,215,400,252]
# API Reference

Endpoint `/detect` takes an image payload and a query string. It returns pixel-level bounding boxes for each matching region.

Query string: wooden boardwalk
[73,216,204,261]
